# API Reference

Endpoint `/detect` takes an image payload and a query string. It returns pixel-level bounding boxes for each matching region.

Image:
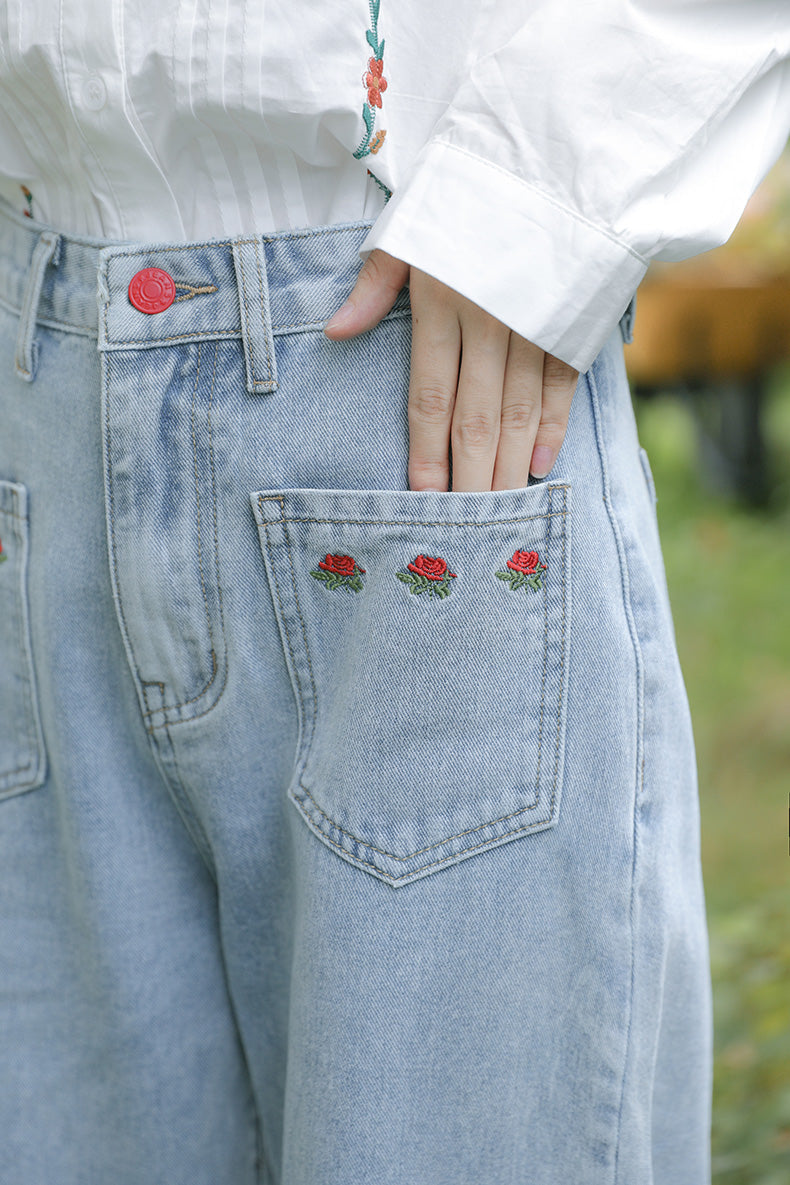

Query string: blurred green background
[626,145,790,1184]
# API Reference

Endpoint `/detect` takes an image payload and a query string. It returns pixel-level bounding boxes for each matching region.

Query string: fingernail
[530,446,554,478]
[324,301,354,332]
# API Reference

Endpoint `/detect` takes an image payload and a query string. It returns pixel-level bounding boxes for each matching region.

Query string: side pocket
[0,479,47,798]
[250,481,571,887]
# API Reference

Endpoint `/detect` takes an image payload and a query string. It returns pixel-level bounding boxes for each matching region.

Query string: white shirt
[0,0,788,370]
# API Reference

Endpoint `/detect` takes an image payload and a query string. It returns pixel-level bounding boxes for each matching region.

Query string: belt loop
[14,230,61,383]
[619,290,637,345]
[231,235,278,395]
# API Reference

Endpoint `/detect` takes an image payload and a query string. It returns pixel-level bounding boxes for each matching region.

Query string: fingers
[406,275,462,493]
[323,248,409,339]
[448,310,510,492]
[528,354,579,478]
[490,335,545,491]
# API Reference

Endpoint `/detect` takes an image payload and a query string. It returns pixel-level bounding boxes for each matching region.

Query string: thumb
[324,248,409,339]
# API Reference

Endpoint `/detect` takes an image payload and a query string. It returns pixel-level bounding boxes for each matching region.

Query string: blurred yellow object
[624,271,790,383]
[625,147,790,385]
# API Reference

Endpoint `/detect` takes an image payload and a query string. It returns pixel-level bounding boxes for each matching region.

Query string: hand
[323,248,579,492]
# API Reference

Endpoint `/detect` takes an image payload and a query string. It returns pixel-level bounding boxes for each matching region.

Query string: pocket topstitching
[250,481,571,886]
[0,479,47,798]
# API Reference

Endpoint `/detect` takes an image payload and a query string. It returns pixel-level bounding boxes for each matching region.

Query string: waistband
[0,192,412,391]
[0,192,635,384]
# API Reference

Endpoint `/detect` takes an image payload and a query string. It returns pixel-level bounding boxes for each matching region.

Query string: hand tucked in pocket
[323,249,579,493]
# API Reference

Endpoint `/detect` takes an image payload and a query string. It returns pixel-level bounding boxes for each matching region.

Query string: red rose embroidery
[364,57,388,108]
[507,549,541,575]
[311,554,366,592]
[496,549,547,592]
[397,554,457,599]
[318,554,358,576]
[0,536,5,563]
[407,555,456,581]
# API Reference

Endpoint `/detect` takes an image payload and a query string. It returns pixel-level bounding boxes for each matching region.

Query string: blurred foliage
[633,362,790,1185]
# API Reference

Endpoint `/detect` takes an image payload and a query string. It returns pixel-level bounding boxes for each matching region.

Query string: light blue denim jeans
[0,193,712,1184]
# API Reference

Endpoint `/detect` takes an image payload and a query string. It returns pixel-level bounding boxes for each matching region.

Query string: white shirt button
[81,75,107,111]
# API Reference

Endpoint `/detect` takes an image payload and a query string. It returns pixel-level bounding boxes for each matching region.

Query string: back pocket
[0,479,46,798]
[251,481,571,886]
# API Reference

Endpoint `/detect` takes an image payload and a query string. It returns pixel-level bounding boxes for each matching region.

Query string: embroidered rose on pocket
[496,549,547,592]
[311,554,366,592]
[396,554,457,599]
[0,537,6,563]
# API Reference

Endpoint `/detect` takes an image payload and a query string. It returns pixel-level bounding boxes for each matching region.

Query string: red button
[128,267,176,314]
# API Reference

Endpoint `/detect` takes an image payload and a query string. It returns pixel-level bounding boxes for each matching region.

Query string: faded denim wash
[0,193,712,1184]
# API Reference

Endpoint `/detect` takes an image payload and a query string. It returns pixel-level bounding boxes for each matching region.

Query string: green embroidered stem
[20,184,34,219]
[396,571,454,599]
[310,568,365,593]
[367,169,392,201]
[495,569,545,592]
[353,0,387,160]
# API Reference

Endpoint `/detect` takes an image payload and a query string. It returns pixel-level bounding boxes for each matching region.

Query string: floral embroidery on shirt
[0,536,7,562]
[20,185,34,219]
[353,0,387,160]
[366,167,392,201]
[495,549,547,592]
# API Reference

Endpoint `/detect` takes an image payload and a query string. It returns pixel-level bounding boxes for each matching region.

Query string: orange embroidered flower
[364,57,387,108]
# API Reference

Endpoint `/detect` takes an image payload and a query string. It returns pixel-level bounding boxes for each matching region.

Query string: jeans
[0,193,712,1184]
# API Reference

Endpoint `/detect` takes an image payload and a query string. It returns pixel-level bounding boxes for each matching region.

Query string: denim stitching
[293,764,547,861]
[294,538,557,862]
[260,506,569,530]
[280,514,320,759]
[252,239,275,385]
[292,786,558,883]
[235,245,261,386]
[258,505,317,760]
[142,679,218,880]
[104,328,240,346]
[551,486,569,800]
[189,341,220,692]
[0,491,40,789]
[143,342,230,721]
[532,492,552,796]
[104,343,227,727]
[257,487,568,871]
[172,283,218,304]
[585,362,645,1184]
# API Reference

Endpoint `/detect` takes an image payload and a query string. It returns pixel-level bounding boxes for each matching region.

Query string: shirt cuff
[357,139,648,373]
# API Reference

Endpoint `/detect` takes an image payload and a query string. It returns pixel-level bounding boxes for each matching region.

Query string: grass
[632,362,790,1184]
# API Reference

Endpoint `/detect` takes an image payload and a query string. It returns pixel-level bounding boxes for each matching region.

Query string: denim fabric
[0,193,712,1184]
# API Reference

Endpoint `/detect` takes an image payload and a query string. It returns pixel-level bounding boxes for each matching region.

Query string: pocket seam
[0,481,46,797]
[256,485,569,880]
